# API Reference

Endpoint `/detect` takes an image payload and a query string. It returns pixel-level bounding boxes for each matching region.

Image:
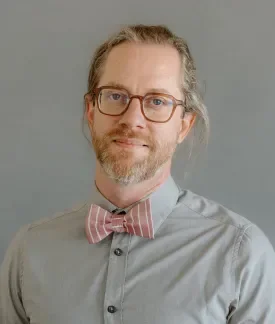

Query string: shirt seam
[230,224,254,306]
[121,235,132,324]
[181,199,254,309]
[21,203,87,312]
[153,185,181,234]
[181,201,245,230]
[21,224,31,313]
[28,203,88,231]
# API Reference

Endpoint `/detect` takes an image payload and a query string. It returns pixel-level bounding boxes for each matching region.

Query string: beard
[91,123,179,186]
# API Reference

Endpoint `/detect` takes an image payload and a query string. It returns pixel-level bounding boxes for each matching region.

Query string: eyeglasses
[91,86,186,123]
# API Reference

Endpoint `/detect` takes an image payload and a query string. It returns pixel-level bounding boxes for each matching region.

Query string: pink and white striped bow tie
[85,199,154,244]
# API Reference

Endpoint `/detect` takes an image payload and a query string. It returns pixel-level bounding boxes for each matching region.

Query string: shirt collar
[89,175,180,235]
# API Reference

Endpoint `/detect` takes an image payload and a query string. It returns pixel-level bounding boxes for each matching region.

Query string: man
[1,24,275,324]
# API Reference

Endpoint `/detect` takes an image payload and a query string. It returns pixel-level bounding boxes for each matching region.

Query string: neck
[94,161,171,208]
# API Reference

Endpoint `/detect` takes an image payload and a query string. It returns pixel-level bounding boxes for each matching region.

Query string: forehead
[98,42,182,97]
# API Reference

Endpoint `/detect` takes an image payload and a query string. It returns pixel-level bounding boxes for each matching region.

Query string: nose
[118,97,146,128]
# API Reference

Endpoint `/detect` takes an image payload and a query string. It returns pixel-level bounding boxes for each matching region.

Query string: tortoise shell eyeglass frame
[87,86,188,124]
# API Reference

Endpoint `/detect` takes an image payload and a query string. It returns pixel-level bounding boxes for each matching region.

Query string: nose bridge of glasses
[126,94,144,111]
[128,94,143,104]
[118,94,146,124]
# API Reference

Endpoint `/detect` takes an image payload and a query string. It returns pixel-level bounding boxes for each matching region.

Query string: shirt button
[107,305,117,313]
[114,248,123,256]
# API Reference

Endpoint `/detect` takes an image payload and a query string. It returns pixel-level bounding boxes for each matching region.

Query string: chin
[111,149,147,161]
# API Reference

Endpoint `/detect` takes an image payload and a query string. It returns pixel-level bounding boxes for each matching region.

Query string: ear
[84,93,95,127]
[177,112,197,144]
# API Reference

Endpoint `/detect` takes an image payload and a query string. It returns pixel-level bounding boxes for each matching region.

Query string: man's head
[84,25,209,186]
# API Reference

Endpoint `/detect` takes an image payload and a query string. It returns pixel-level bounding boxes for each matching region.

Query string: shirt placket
[103,227,131,324]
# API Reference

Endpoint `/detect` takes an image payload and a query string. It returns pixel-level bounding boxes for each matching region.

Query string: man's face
[86,42,195,185]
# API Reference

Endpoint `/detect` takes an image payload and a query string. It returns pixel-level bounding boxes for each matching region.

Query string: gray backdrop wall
[1,0,275,261]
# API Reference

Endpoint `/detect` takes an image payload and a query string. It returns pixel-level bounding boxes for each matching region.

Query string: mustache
[106,127,152,144]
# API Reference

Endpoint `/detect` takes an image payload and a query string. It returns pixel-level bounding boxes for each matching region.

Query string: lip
[113,138,148,147]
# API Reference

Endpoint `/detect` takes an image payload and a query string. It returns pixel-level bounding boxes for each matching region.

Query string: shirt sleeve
[0,225,30,324]
[227,224,275,323]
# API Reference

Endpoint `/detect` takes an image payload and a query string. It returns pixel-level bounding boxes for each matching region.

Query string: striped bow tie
[85,199,154,244]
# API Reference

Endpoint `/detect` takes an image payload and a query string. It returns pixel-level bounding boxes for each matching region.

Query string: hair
[83,24,210,177]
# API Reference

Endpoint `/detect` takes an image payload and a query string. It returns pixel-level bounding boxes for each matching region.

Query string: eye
[144,95,168,108]
[152,98,164,106]
[110,93,121,100]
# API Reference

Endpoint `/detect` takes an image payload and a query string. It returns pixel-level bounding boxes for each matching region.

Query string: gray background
[1,0,274,261]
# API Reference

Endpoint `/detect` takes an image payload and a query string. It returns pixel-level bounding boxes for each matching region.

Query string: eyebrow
[104,81,173,96]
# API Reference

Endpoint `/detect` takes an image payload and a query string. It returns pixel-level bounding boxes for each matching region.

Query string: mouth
[113,139,148,148]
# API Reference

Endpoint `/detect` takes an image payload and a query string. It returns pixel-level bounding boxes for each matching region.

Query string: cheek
[92,112,115,136]
[152,124,180,143]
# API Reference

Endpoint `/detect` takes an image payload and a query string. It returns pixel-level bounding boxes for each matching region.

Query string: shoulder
[28,202,88,230]
[5,202,89,252]
[177,188,275,264]
[178,189,253,229]
[235,223,275,266]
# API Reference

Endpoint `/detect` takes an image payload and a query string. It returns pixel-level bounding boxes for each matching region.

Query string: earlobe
[178,113,196,143]
[85,94,95,124]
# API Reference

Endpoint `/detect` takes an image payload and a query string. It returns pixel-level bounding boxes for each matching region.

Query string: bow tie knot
[109,214,128,233]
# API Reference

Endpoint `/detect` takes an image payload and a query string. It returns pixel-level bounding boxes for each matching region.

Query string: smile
[113,140,148,148]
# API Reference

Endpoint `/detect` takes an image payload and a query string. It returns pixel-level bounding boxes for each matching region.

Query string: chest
[23,230,233,324]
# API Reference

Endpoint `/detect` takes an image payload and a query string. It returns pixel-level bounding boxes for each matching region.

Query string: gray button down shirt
[1,176,275,323]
